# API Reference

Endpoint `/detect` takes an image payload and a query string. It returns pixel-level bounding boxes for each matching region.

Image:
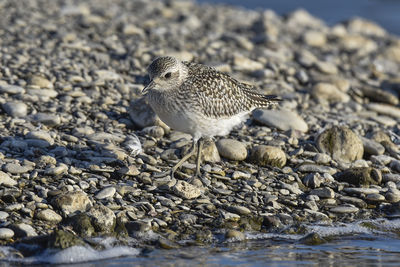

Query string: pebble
[53,191,93,216]
[2,163,34,174]
[316,126,364,163]
[87,205,116,232]
[361,137,385,155]
[0,211,9,220]
[216,139,247,161]
[311,83,350,102]
[0,84,25,94]
[330,205,359,214]
[334,167,382,186]
[343,188,380,195]
[173,180,202,200]
[31,113,61,127]
[0,171,17,186]
[36,209,63,223]
[309,187,335,199]
[249,145,286,168]
[366,103,400,118]
[0,228,14,239]
[225,230,246,240]
[2,102,28,117]
[253,109,308,132]
[303,30,326,47]
[95,187,116,199]
[12,223,37,237]
[26,131,54,144]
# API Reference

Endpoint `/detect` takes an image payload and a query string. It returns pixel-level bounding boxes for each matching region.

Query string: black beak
[142,80,155,95]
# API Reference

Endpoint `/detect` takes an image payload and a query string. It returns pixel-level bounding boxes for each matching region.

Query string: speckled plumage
[142,56,280,180]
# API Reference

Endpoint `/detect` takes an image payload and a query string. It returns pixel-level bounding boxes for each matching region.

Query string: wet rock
[316,126,364,163]
[216,139,247,161]
[249,145,286,168]
[68,213,95,237]
[87,204,116,232]
[53,191,92,216]
[334,167,382,186]
[253,109,308,132]
[299,232,325,245]
[225,229,245,240]
[47,230,85,249]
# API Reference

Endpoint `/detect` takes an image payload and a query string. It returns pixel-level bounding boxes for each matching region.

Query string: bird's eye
[164,72,172,79]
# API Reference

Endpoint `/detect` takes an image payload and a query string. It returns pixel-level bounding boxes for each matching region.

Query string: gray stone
[0,211,9,220]
[298,164,337,174]
[0,228,14,239]
[311,83,350,102]
[367,103,400,118]
[361,137,385,155]
[36,209,62,223]
[0,84,25,94]
[253,109,308,132]
[334,167,382,186]
[95,187,116,199]
[12,223,37,237]
[87,204,116,232]
[0,171,17,186]
[26,131,54,144]
[303,173,322,188]
[2,163,34,174]
[2,102,28,117]
[310,187,335,199]
[216,138,247,161]
[31,113,61,127]
[45,164,69,176]
[330,205,359,214]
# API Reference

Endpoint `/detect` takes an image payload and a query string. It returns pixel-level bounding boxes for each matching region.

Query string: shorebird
[142,56,280,180]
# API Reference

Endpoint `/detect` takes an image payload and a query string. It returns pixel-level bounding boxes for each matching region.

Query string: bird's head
[142,56,187,94]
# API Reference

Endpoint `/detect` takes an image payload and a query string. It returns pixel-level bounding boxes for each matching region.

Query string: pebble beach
[0,0,400,262]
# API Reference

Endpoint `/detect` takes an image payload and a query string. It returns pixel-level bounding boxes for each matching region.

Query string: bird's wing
[183,62,280,118]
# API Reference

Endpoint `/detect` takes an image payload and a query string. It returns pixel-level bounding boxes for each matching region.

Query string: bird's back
[181,61,279,119]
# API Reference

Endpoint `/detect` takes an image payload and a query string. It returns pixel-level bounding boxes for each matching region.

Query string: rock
[216,139,247,161]
[303,173,322,188]
[299,233,325,245]
[2,102,28,117]
[309,187,335,199]
[201,139,221,163]
[0,211,9,220]
[47,229,85,249]
[359,86,398,105]
[142,126,164,138]
[0,228,14,239]
[314,61,338,75]
[226,205,251,215]
[0,171,17,186]
[25,131,54,144]
[225,230,245,240]
[334,167,382,186]
[95,187,116,199]
[361,137,385,156]
[382,44,400,63]
[298,164,337,174]
[330,205,359,214]
[172,180,202,199]
[346,17,386,36]
[316,126,364,163]
[129,97,168,129]
[68,213,95,237]
[29,75,53,88]
[311,83,350,102]
[36,209,63,223]
[31,113,61,127]
[367,103,400,118]
[249,145,286,168]
[253,109,308,132]
[385,188,400,203]
[2,163,34,174]
[87,204,116,232]
[303,31,326,47]
[11,223,37,237]
[233,54,263,71]
[45,164,69,176]
[53,191,92,216]
[343,188,379,195]
[365,193,385,203]
[0,84,25,94]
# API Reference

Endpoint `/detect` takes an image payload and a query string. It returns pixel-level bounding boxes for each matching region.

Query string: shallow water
[2,219,400,266]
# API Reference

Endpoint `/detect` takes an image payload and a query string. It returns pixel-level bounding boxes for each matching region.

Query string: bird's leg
[195,138,203,177]
[170,139,197,178]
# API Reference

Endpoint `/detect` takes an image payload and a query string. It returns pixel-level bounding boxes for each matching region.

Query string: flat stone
[298,164,337,174]
[310,187,335,199]
[45,164,68,176]
[216,139,247,161]
[36,209,63,223]
[330,205,359,214]
[95,187,116,199]
[25,131,54,144]
[334,167,382,186]
[31,113,61,127]
[226,205,251,215]
[0,171,17,186]
[303,30,326,47]
[343,187,380,195]
[0,84,25,94]
[0,228,14,239]
[29,75,54,88]
[367,103,400,118]
[172,180,202,200]
[253,109,308,132]
[2,163,34,174]
[12,223,37,237]
[361,137,385,155]
[365,193,385,202]
[2,102,28,117]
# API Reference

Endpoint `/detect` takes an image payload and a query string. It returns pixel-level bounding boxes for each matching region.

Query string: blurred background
[199,0,400,35]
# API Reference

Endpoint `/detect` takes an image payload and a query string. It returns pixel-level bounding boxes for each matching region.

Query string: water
[198,0,400,36]
[2,219,400,266]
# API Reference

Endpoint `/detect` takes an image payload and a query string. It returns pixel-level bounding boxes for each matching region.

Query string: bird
[142,56,280,181]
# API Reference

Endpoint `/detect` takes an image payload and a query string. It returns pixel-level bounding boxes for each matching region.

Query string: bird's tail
[244,89,282,108]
